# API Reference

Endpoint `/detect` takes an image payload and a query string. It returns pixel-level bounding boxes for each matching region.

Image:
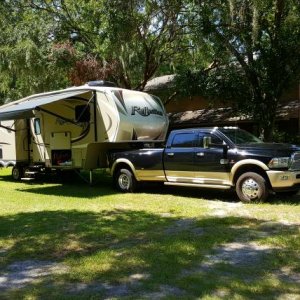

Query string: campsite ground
[0,168,299,299]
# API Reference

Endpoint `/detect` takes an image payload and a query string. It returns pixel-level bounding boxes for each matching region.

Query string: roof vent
[87,80,117,87]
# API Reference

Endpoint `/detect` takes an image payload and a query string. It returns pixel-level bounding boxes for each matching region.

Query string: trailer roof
[0,89,95,121]
[0,84,157,121]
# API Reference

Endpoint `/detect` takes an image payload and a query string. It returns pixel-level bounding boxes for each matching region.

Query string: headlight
[268,157,290,169]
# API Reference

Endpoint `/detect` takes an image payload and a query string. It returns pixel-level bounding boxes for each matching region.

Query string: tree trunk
[256,95,278,142]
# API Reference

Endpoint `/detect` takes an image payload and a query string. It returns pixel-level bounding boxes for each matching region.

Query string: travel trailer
[0,81,169,181]
[0,120,16,168]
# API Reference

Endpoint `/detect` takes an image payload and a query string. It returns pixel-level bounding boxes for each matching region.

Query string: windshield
[219,128,263,145]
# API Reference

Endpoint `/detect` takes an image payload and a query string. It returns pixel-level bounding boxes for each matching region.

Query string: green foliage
[1,0,300,142]
[0,1,74,102]
[177,0,300,141]
[25,0,187,89]
[0,0,189,103]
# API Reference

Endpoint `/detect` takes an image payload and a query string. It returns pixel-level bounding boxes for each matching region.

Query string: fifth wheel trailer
[0,81,169,180]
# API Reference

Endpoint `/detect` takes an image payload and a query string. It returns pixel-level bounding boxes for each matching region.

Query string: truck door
[194,132,230,185]
[164,132,197,183]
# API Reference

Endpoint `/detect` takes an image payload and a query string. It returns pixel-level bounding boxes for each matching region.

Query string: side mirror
[203,136,211,149]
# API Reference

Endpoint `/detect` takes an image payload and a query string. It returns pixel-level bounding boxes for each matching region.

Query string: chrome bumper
[267,170,300,190]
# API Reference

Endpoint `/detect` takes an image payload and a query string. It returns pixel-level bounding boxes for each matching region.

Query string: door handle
[167,152,174,157]
[196,152,205,157]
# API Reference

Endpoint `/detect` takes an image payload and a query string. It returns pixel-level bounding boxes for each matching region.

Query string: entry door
[194,132,230,185]
[30,118,46,163]
[164,132,197,183]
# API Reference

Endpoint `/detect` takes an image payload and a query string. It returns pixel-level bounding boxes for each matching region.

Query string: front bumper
[267,170,300,191]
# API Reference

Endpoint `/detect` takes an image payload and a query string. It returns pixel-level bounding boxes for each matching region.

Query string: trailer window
[34,118,41,135]
[75,105,90,122]
[171,133,195,148]
[0,148,2,159]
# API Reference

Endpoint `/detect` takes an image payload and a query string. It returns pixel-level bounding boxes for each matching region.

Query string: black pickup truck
[108,127,300,202]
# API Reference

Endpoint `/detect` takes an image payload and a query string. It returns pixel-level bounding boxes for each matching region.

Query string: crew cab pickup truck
[108,127,300,202]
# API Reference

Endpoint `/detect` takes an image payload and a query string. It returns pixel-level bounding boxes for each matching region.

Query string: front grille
[289,152,300,171]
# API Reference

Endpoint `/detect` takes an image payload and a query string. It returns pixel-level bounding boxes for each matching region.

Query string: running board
[164,182,232,190]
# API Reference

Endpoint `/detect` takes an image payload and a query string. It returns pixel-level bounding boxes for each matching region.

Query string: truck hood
[236,143,300,157]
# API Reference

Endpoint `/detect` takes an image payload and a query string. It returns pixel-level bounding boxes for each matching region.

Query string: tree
[178,0,300,141]
[27,0,187,90]
[0,1,74,103]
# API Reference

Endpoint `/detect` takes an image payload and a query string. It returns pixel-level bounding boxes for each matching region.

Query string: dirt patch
[275,267,300,284]
[207,201,250,218]
[67,273,150,298]
[204,242,275,266]
[0,260,68,292]
[164,218,204,236]
[141,284,186,299]
[181,241,277,278]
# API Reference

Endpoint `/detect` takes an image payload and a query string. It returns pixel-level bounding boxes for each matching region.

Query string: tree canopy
[0,0,300,140]
[177,0,300,140]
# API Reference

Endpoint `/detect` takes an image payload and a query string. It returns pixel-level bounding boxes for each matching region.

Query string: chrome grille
[289,152,300,171]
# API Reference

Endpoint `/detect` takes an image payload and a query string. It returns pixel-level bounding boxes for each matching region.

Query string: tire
[114,168,137,193]
[236,172,269,203]
[12,166,23,181]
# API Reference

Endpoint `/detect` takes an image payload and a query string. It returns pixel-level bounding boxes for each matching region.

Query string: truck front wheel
[114,168,137,193]
[236,172,269,203]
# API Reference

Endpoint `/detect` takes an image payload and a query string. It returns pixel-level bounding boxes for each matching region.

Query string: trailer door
[30,117,46,163]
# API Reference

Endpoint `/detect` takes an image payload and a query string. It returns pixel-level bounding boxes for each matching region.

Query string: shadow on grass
[2,167,300,203]
[0,209,299,298]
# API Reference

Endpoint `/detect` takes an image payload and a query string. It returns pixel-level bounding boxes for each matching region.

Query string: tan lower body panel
[166,170,231,186]
[135,170,166,181]
[164,182,232,190]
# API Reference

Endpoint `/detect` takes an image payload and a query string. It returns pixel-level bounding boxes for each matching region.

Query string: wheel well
[233,165,271,188]
[113,163,134,178]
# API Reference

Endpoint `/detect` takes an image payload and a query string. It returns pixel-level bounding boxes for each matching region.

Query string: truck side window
[210,134,224,145]
[171,133,195,148]
[198,133,224,147]
[0,147,2,159]
[34,118,41,135]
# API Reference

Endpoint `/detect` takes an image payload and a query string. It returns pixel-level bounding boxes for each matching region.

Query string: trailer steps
[21,170,39,181]
[24,171,38,175]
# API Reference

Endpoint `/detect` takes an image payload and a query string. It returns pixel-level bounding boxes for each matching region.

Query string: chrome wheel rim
[118,174,130,190]
[241,178,260,199]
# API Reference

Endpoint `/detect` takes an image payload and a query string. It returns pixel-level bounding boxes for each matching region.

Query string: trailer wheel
[114,168,137,193]
[236,172,269,203]
[12,166,23,181]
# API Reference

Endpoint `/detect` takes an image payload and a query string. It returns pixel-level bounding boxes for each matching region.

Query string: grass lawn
[0,167,299,299]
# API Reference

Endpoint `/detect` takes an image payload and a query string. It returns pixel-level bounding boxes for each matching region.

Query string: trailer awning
[0,90,91,121]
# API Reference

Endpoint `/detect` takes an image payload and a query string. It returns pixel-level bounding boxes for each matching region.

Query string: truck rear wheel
[114,168,137,193]
[236,172,269,203]
[12,166,23,181]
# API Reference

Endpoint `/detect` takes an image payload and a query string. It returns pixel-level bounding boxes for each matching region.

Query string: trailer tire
[12,166,23,181]
[236,172,268,203]
[114,168,137,193]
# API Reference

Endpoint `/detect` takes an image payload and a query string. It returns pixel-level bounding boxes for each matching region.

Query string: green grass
[0,167,299,299]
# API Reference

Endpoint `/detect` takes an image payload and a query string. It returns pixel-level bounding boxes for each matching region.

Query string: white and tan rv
[0,120,16,168]
[0,81,169,181]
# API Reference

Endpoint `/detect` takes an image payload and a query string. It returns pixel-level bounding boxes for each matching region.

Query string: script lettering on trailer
[131,106,163,117]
